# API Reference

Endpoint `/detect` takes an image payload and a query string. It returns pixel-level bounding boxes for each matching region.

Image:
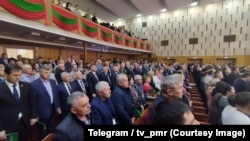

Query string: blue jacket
[31,79,59,119]
[111,85,136,125]
[91,96,117,125]
[58,82,74,112]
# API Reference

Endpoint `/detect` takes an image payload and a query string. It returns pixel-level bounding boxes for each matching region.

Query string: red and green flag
[1,0,45,20]
[141,41,146,49]
[51,4,77,31]
[114,33,123,45]
[100,27,112,42]
[81,19,98,38]
[133,39,140,48]
[125,37,132,47]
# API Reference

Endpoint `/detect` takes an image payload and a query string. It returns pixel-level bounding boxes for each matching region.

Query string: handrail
[0,0,152,51]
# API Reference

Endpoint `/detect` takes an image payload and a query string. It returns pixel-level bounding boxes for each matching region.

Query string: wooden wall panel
[60,49,68,61]
[87,51,98,62]
[66,48,84,60]
[36,47,60,60]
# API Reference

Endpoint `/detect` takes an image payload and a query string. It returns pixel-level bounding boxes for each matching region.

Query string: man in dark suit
[91,81,117,125]
[53,92,91,141]
[0,64,38,141]
[110,65,119,91]
[111,74,137,125]
[71,72,88,94]
[98,66,112,87]
[31,65,61,140]
[86,65,99,100]
[58,72,74,120]
[0,53,8,66]
[55,63,65,84]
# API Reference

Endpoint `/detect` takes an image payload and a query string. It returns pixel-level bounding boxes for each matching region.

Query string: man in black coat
[0,64,38,141]
[53,91,91,141]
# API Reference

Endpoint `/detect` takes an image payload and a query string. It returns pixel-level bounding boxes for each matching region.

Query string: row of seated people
[190,63,250,125]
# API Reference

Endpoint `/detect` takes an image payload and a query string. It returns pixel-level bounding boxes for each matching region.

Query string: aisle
[189,74,211,125]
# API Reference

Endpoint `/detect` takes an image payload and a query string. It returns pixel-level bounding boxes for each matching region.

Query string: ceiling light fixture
[190,1,198,6]
[77,41,82,44]
[160,8,167,12]
[31,32,40,36]
[136,14,142,17]
[59,37,65,41]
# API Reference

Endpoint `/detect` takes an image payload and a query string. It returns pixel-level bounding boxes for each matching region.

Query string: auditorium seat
[199,121,211,125]
[193,106,207,114]
[194,113,209,122]
[192,101,204,107]
[41,133,53,141]
[191,97,203,102]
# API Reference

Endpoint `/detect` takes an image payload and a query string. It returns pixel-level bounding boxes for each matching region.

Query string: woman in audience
[65,2,72,11]
[143,76,156,105]
[128,75,144,117]
[58,0,64,8]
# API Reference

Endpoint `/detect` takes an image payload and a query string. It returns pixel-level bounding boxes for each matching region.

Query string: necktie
[13,84,19,102]
[94,73,99,81]
[66,83,72,94]
[80,80,86,93]
[106,74,111,84]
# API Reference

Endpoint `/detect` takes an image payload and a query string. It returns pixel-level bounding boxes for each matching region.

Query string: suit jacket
[58,82,74,112]
[86,72,99,99]
[98,72,112,87]
[0,58,8,66]
[71,79,89,94]
[0,82,37,132]
[91,96,117,125]
[55,69,64,84]
[31,79,60,119]
[53,113,86,141]
[111,86,136,125]
[110,71,118,91]
[0,78,4,83]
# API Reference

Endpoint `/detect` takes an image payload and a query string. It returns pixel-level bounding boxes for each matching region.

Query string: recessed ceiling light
[31,32,40,36]
[190,1,198,6]
[136,14,142,17]
[59,37,65,41]
[160,8,167,12]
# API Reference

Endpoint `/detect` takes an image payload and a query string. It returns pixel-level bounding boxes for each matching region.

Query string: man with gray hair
[111,74,137,125]
[91,81,117,125]
[20,64,34,83]
[58,72,75,120]
[53,91,91,141]
[149,74,186,124]
[133,75,146,108]
[31,65,61,140]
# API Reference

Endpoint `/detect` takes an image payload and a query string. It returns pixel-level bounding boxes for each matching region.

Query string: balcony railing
[0,0,152,51]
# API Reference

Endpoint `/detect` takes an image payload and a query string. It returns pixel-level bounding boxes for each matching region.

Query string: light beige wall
[122,0,250,58]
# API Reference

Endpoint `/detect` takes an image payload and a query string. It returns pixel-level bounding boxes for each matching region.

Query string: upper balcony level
[0,0,152,54]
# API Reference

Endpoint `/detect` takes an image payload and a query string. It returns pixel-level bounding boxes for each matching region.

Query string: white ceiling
[70,0,224,22]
